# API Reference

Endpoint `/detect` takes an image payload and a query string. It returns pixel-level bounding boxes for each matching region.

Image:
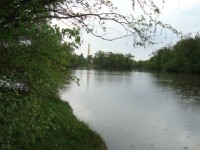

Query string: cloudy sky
[76,0,200,60]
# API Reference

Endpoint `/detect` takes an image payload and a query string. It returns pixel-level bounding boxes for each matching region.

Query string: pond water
[61,70,200,150]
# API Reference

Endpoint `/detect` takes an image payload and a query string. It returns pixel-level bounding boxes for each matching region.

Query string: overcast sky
[76,0,200,60]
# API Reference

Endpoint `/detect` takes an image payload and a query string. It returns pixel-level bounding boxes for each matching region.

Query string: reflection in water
[154,73,200,104]
[61,70,200,150]
[87,69,90,91]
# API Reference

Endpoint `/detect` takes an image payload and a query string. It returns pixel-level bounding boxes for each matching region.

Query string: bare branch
[0,0,180,46]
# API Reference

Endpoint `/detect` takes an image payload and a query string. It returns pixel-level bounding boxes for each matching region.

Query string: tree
[93,51,106,67]
[0,0,179,46]
[173,37,200,72]
[140,36,200,72]
[93,51,134,69]
[0,21,75,148]
[70,53,88,67]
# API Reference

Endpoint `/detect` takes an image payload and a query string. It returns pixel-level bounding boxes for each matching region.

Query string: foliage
[70,53,88,68]
[0,20,76,148]
[30,97,107,150]
[135,36,200,72]
[0,22,73,96]
[0,94,56,149]
[93,51,135,69]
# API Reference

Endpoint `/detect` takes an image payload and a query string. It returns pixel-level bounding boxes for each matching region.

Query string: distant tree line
[134,36,200,73]
[71,36,200,73]
[70,51,135,69]
[93,51,135,69]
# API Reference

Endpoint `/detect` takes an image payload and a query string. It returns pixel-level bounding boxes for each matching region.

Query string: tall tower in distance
[87,43,90,57]
[87,42,93,64]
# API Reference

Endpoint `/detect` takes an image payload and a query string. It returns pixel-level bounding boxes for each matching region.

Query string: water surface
[61,70,200,150]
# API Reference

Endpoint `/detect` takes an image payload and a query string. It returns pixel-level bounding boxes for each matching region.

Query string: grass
[35,97,108,150]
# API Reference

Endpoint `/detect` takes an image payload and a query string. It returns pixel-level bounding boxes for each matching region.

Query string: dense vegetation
[0,1,106,149]
[34,97,107,150]
[0,20,107,150]
[93,51,135,69]
[70,54,88,68]
[69,51,135,69]
[69,35,200,73]
[134,36,200,73]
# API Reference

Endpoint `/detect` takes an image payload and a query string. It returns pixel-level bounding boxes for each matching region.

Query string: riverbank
[35,97,107,149]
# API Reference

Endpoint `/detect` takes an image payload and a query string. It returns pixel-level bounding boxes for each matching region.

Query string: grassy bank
[35,97,107,150]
